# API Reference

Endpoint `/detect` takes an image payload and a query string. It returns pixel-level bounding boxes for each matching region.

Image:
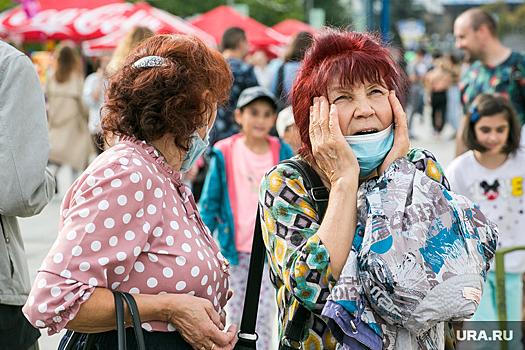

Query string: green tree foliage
[140,0,351,28]
[481,1,525,37]
[237,0,304,27]
[310,0,353,28]
[133,0,225,20]
[482,1,514,36]
[0,0,16,13]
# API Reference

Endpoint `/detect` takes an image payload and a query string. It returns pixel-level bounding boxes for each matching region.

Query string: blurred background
[1,0,525,85]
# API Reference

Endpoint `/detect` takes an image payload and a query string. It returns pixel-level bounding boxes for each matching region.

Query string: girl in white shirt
[446,93,524,348]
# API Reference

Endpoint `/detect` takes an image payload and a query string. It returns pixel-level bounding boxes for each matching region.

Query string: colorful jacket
[258,149,452,349]
[200,133,293,265]
[322,155,497,350]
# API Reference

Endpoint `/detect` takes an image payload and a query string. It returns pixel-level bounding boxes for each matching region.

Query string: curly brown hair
[101,34,232,153]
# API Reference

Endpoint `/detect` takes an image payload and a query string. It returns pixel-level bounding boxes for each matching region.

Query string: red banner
[0,1,216,46]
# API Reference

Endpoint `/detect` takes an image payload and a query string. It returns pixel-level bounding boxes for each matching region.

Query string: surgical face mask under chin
[179,128,210,173]
[344,124,394,179]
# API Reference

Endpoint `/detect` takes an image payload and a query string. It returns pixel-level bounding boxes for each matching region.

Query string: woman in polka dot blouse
[22,35,237,350]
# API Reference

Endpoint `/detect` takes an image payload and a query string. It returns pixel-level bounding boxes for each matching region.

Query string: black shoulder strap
[511,55,525,113]
[236,206,265,348]
[276,63,285,100]
[280,159,329,221]
[235,158,329,349]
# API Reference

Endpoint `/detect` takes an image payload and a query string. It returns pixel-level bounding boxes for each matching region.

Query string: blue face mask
[344,124,394,179]
[179,128,210,173]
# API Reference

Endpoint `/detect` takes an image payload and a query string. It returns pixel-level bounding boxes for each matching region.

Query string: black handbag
[58,291,146,350]
[234,158,329,350]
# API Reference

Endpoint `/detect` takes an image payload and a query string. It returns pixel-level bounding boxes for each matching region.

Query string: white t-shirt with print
[446,149,525,273]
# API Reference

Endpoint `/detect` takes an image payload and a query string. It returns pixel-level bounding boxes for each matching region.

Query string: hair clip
[132,56,167,69]
[470,105,480,123]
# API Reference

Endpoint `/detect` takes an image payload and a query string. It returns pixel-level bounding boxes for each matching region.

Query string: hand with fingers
[377,91,410,175]
[166,294,237,350]
[309,96,360,187]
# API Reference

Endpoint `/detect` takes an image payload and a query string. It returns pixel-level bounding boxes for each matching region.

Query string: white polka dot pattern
[22,138,228,336]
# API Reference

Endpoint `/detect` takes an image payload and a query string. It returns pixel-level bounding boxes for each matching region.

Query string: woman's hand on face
[377,91,410,175]
[166,294,237,350]
[309,96,359,186]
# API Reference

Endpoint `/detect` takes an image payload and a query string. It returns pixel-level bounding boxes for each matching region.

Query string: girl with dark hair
[271,31,314,111]
[23,34,236,350]
[446,93,524,349]
[258,28,496,349]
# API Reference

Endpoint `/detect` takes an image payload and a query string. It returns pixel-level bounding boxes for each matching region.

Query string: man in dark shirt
[210,27,259,146]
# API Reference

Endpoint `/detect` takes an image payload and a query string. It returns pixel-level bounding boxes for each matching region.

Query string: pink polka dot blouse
[22,136,230,335]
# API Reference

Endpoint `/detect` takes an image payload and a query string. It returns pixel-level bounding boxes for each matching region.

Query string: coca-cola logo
[74,4,163,35]
[0,3,166,38]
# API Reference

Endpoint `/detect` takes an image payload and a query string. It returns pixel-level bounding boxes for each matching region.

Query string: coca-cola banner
[0,0,216,45]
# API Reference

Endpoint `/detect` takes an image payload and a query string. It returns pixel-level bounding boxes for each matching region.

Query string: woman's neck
[473,150,508,170]
[242,135,270,155]
[150,135,184,171]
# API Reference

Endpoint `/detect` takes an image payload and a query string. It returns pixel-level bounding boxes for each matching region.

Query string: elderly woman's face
[327,79,393,136]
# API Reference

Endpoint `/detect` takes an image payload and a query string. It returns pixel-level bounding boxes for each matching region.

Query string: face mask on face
[344,124,394,179]
[179,126,211,173]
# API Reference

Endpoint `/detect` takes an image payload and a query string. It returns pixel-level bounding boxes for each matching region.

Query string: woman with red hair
[258,28,460,349]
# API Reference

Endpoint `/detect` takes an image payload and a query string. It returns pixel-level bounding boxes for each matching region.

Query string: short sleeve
[23,157,149,334]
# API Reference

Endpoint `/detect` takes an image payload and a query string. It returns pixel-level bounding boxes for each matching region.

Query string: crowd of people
[2,6,525,350]
[405,48,462,140]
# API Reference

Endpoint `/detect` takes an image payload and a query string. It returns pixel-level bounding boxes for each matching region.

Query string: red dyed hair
[292,28,407,159]
[101,34,232,153]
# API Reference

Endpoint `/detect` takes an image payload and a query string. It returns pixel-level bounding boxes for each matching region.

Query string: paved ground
[18,110,458,350]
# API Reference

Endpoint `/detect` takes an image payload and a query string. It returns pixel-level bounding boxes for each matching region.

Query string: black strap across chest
[235,158,329,349]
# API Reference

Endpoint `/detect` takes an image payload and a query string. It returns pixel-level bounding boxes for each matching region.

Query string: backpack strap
[276,64,285,101]
[510,54,525,115]
[235,158,329,349]
[275,63,287,112]
[236,206,265,348]
[280,159,329,221]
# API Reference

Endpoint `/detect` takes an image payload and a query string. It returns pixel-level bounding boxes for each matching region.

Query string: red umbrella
[0,0,125,42]
[81,2,216,56]
[0,0,215,46]
[189,5,288,55]
[271,19,317,38]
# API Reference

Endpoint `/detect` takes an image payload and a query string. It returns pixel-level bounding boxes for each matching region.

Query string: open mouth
[353,129,378,136]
